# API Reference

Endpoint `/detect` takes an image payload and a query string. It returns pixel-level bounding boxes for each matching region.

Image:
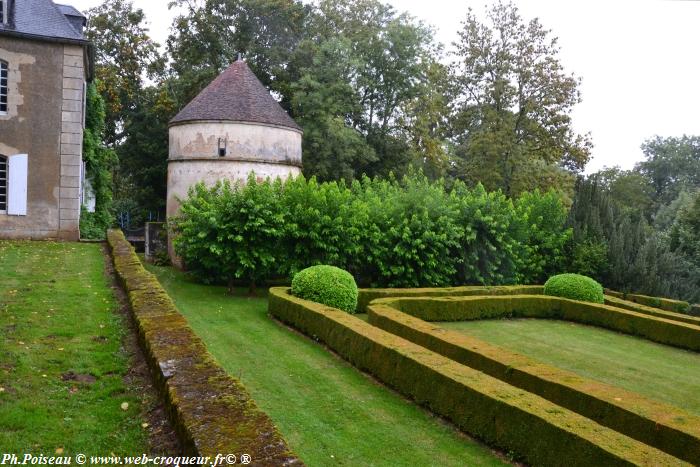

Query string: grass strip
[0,241,148,454]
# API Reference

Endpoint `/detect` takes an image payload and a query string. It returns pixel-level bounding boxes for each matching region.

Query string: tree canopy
[449,1,591,198]
[80,0,700,303]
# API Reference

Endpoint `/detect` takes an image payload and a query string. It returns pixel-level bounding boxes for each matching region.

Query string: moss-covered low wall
[604,295,700,326]
[268,287,686,467]
[107,230,301,464]
[357,285,543,313]
[605,289,692,314]
[378,295,700,352]
[367,303,700,464]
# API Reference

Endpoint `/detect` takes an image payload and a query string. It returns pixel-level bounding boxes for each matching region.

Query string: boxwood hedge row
[604,295,700,326]
[367,301,700,464]
[171,173,570,288]
[378,295,700,352]
[605,289,693,314]
[267,287,686,466]
[356,284,544,313]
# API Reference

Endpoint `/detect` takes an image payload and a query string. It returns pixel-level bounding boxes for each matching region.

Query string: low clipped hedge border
[268,287,685,467]
[605,289,692,314]
[367,302,700,464]
[356,285,544,313]
[379,295,700,352]
[604,295,700,326]
[107,230,300,463]
[693,304,700,317]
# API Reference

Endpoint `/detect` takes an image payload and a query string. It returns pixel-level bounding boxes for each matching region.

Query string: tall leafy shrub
[173,175,286,293]
[354,173,462,287]
[281,176,363,275]
[452,182,522,285]
[516,190,571,284]
[173,172,571,289]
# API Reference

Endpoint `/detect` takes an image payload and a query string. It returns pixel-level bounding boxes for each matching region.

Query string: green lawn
[440,318,700,415]
[146,264,509,467]
[0,241,148,454]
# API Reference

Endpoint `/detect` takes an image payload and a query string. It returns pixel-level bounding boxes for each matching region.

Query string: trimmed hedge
[375,295,700,352]
[606,289,692,314]
[292,265,358,313]
[107,230,301,462]
[692,304,700,317]
[604,295,700,327]
[268,287,686,467]
[544,273,604,303]
[367,302,700,464]
[357,285,544,313]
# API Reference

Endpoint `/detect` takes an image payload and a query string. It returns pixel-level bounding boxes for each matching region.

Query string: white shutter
[7,153,28,216]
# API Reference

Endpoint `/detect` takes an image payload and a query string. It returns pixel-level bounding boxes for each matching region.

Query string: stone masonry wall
[0,37,61,238]
[58,44,85,240]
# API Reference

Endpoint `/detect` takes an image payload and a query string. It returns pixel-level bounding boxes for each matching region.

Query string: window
[0,1,5,25]
[0,155,6,212]
[0,60,7,114]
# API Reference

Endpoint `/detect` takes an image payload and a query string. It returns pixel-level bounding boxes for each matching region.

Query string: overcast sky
[70,0,700,173]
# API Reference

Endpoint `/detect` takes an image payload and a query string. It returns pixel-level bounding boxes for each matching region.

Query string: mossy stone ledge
[107,230,302,465]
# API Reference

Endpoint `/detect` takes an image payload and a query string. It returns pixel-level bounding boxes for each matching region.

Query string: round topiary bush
[543,273,605,303]
[291,265,358,313]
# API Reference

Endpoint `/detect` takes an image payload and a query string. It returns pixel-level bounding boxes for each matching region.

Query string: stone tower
[167,58,302,223]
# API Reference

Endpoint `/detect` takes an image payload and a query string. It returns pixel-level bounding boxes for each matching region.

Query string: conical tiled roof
[170,59,301,131]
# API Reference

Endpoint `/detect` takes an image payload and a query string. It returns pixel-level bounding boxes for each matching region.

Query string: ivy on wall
[80,81,117,239]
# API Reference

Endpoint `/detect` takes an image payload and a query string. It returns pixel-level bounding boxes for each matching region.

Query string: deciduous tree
[84,0,163,145]
[450,1,591,197]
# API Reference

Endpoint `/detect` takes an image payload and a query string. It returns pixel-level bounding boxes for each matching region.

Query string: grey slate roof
[55,3,82,17]
[56,3,86,36]
[0,0,86,43]
[170,59,302,131]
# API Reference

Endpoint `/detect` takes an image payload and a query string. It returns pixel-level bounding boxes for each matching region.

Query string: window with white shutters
[0,60,7,114]
[0,155,6,212]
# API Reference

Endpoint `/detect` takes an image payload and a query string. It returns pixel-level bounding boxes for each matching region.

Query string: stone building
[0,0,92,240]
[167,58,302,257]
